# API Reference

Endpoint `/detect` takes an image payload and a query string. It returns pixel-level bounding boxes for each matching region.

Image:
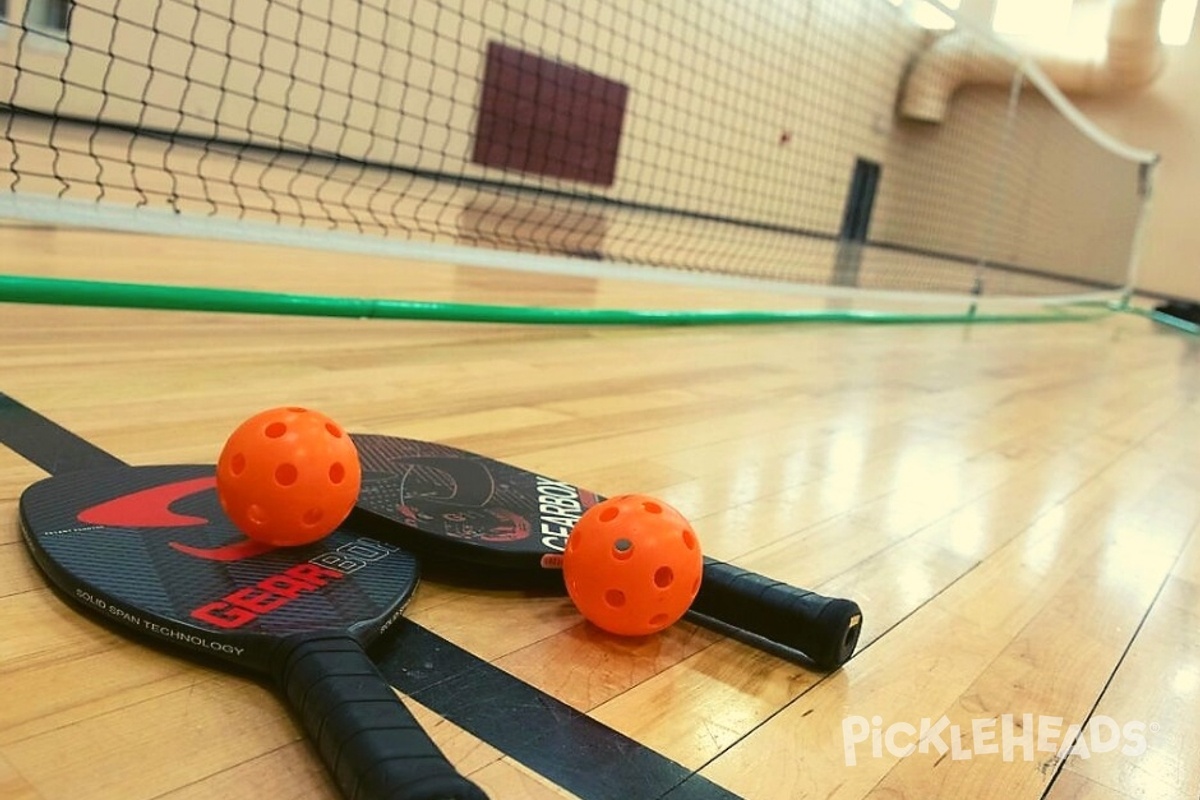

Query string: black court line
[0,392,739,800]
[0,395,126,473]
[379,622,736,799]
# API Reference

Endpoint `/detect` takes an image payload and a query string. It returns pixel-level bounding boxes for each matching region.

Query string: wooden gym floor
[0,223,1197,800]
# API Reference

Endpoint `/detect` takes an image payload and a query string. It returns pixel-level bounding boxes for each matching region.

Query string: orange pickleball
[562,494,703,636]
[216,406,361,547]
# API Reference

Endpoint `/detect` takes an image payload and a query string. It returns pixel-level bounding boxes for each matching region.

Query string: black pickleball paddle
[349,434,863,670]
[19,464,486,800]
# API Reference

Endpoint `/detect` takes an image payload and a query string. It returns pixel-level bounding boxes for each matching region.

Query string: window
[992,0,1197,48]
[1160,0,1198,45]
[992,0,1073,38]
[912,0,961,30]
[888,0,962,31]
[24,0,70,35]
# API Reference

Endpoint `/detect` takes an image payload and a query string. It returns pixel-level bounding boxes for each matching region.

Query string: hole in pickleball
[265,422,287,438]
[275,463,298,486]
[605,589,626,608]
[654,566,674,588]
[288,406,306,412]
[599,506,619,523]
[329,462,345,484]
[643,501,662,514]
[682,529,697,550]
[613,538,633,560]
[649,613,669,627]
[325,422,343,438]
[303,508,324,526]
[230,453,246,475]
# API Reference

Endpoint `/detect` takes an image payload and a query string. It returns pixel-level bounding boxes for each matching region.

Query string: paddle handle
[691,558,863,670]
[273,633,487,800]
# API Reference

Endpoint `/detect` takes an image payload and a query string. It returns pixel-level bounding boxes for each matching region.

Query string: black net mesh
[0,0,1151,296]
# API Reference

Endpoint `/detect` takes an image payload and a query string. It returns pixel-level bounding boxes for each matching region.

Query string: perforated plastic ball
[216,406,361,547]
[562,494,703,636]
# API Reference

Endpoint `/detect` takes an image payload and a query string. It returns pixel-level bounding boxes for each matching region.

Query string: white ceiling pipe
[900,0,1167,122]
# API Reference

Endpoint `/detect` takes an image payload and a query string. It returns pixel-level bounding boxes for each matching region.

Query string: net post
[969,46,1026,307]
[1119,157,1160,309]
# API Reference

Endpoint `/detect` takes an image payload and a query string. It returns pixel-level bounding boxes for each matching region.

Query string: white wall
[1073,6,1200,299]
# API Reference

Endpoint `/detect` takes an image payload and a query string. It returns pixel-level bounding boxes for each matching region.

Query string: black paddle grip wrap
[691,560,862,670]
[273,633,487,800]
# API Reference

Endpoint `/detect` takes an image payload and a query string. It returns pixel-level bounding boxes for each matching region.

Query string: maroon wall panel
[472,42,629,187]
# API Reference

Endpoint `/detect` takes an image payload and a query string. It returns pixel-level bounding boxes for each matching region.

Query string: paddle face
[352,433,863,670]
[20,465,418,673]
[354,434,601,569]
